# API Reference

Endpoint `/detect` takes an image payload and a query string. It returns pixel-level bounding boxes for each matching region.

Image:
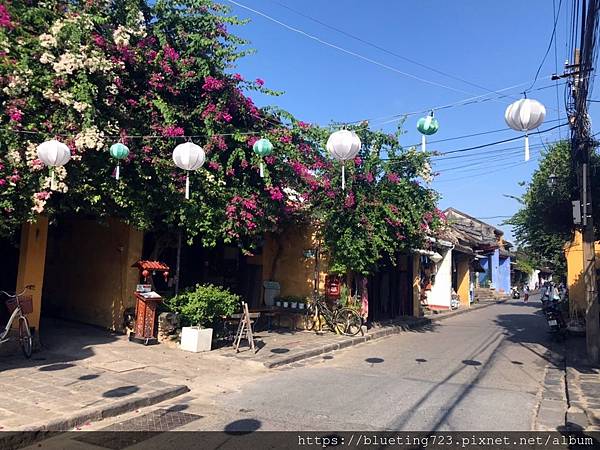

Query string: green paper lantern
[109,143,129,180]
[110,143,130,159]
[252,138,273,157]
[416,116,439,136]
[252,138,273,177]
[416,115,439,152]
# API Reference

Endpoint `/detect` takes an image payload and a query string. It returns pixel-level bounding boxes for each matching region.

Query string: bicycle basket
[6,296,33,315]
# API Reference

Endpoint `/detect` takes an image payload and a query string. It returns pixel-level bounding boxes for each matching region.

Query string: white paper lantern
[504,99,546,161]
[172,142,205,199]
[430,252,443,264]
[326,130,361,189]
[36,139,71,190]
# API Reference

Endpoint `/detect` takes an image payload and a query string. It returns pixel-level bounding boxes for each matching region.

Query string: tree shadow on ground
[0,316,119,371]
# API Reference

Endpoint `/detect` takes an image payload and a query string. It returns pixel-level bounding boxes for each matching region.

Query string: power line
[405,117,564,149]
[225,0,504,98]
[433,123,567,156]
[526,0,563,92]
[553,0,564,139]
[267,0,518,100]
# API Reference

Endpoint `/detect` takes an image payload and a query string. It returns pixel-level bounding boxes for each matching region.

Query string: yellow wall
[43,218,143,330]
[455,254,471,308]
[16,216,49,333]
[262,225,327,299]
[564,230,600,315]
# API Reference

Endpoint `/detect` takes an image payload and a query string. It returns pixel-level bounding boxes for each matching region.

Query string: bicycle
[304,297,363,336]
[0,285,34,358]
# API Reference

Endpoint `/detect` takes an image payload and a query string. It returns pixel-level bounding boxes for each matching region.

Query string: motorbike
[511,287,520,299]
[544,298,567,340]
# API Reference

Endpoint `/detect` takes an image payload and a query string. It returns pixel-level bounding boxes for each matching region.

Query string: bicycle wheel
[19,316,32,358]
[304,308,317,331]
[334,308,363,336]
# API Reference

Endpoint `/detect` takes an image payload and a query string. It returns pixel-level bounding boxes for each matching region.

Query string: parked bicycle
[304,297,363,336]
[1,285,34,358]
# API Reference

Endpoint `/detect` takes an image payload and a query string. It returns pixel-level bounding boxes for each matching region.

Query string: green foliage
[506,140,600,275]
[166,283,239,327]
[308,125,443,275]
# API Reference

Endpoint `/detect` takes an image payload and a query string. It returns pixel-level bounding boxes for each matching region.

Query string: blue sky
[222,0,595,241]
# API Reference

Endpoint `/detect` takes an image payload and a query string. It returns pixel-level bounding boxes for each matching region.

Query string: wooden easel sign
[233,302,257,353]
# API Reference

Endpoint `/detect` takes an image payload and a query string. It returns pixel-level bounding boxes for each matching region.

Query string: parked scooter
[544,286,567,340]
[511,286,520,299]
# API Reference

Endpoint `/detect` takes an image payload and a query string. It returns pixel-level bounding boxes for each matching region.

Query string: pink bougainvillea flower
[163,45,179,61]
[8,107,22,122]
[0,4,13,28]
[211,135,227,151]
[279,135,292,144]
[202,76,224,92]
[297,121,310,129]
[267,187,284,201]
[344,191,355,208]
[162,125,184,137]
[217,111,232,123]
[201,103,217,119]
[264,155,275,165]
[255,78,264,86]
[0,179,6,186]
[387,172,400,183]
[365,172,374,183]
[91,33,106,47]
[207,161,221,170]
[354,156,362,166]
[246,136,259,147]
[233,73,243,81]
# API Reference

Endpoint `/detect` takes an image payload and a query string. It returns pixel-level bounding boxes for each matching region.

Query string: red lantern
[163,271,169,282]
[142,269,150,279]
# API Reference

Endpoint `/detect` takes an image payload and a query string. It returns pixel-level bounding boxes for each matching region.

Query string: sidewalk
[565,335,600,430]
[0,318,267,433]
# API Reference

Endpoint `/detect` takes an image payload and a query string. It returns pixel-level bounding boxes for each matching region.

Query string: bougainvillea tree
[0,0,444,272]
[0,0,319,248]
[307,125,444,276]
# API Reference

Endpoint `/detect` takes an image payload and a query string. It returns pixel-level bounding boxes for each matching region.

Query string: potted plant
[166,284,239,352]
[275,296,282,308]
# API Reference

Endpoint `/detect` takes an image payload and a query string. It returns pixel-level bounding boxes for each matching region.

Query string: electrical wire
[267,0,520,101]
[526,0,563,92]
[553,0,564,139]
[225,0,506,98]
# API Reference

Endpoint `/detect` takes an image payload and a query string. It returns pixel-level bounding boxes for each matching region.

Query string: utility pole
[566,0,600,363]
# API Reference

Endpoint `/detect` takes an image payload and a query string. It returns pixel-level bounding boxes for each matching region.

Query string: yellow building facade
[564,230,600,315]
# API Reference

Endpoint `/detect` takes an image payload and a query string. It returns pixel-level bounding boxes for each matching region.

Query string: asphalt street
[29,295,563,449]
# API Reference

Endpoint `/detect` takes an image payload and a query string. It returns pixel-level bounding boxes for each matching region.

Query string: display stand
[233,302,256,353]
[129,260,170,346]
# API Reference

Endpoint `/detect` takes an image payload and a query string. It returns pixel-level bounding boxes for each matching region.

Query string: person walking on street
[523,284,530,303]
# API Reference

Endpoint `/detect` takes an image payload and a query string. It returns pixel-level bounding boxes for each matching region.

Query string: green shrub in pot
[166,284,239,328]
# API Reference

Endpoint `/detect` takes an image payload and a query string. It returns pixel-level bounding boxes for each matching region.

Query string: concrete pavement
[27,296,566,449]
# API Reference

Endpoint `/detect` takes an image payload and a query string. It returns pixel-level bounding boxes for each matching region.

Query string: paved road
[30,296,564,449]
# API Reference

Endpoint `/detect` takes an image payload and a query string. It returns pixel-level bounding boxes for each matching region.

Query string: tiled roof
[132,260,170,271]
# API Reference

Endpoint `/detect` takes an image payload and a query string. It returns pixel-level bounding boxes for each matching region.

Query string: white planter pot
[283,302,289,308]
[291,302,298,309]
[275,301,281,307]
[180,326,213,352]
[298,303,305,310]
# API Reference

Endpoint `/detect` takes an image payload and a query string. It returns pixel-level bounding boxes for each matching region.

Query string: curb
[264,299,506,369]
[6,384,189,435]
